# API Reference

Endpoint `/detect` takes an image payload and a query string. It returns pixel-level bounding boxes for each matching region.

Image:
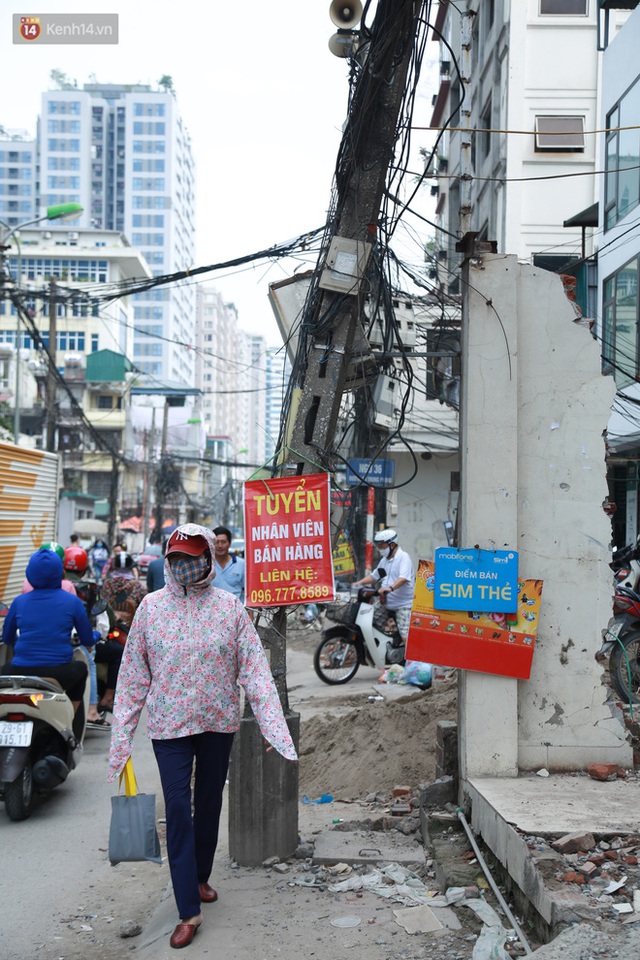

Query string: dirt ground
[298,682,457,800]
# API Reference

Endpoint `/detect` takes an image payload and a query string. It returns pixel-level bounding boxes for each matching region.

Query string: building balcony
[84,408,126,430]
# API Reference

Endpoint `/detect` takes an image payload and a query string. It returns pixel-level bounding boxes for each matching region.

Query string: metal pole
[45,277,58,453]
[13,236,22,444]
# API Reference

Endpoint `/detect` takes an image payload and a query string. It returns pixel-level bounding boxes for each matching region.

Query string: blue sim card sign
[434,547,519,613]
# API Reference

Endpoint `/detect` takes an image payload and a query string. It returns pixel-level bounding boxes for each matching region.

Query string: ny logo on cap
[173,530,190,541]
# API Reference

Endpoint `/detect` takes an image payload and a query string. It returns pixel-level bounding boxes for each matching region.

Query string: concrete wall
[389,451,460,565]
[458,252,632,778]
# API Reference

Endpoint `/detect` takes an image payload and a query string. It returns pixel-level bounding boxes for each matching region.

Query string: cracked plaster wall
[458,255,632,777]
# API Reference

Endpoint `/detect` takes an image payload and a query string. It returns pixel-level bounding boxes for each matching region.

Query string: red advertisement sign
[406,560,543,680]
[244,473,335,608]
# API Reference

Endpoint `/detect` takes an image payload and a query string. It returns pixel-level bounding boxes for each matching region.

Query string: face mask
[378,546,390,558]
[170,554,210,586]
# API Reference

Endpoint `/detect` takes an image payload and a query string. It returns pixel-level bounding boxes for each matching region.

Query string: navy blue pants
[152,732,234,920]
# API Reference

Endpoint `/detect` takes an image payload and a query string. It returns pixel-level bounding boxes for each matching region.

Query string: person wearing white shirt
[352,528,415,643]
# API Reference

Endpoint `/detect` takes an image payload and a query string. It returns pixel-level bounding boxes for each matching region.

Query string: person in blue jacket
[1,548,94,732]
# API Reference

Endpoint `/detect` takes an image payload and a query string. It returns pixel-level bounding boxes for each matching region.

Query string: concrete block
[551,831,596,855]
[228,711,300,866]
[421,775,456,808]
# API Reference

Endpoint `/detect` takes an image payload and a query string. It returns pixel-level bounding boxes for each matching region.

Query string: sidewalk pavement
[132,797,435,960]
[130,657,433,959]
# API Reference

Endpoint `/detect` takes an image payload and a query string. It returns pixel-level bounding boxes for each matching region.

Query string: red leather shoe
[198,882,218,903]
[170,922,202,948]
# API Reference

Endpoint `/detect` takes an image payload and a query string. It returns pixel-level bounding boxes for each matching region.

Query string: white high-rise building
[38,83,196,384]
[429,1,630,293]
[0,129,37,230]
[264,346,291,466]
[194,286,267,471]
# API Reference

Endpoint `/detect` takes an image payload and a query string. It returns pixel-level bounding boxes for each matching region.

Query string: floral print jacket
[107,524,297,780]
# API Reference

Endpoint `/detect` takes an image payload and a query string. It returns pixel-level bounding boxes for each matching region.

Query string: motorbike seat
[617,585,640,603]
[41,677,64,693]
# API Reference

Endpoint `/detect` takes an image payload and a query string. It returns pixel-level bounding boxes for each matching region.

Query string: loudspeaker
[328,30,359,58]
[329,0,363,28]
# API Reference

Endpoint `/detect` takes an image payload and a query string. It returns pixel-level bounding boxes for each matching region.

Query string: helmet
[41,541,64,560]
[114,551,134,570]
[374,528,398,544]
[63,545,88,573]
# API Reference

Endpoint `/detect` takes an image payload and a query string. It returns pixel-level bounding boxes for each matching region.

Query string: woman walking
[108,523,296,949]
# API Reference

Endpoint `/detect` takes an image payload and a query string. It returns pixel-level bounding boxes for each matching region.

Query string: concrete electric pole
[228,0,425,866]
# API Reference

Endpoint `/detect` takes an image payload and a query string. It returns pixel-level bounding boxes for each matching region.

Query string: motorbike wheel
[314,635,359,685]
[609,630,640,704]
[4,760,34,821]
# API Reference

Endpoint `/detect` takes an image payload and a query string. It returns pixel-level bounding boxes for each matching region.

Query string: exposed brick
[393,785,411,798]
[588,762,622,782]
[562,871,587,885]
[577,861,598,878]
[552,831,596,855]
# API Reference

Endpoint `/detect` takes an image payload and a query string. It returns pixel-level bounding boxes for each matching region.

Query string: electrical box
[319,236,372,295]
[373,373,397,429]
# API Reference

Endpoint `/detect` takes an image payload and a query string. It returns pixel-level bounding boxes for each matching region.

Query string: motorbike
[610,536,640,593]
[313,587,406,685]
[600,585,640,704]
[599,537,640,704]
[0,603,90,820]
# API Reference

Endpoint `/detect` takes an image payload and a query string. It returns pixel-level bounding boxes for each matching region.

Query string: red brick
[588,763,622,781]
[552,832,596,854]
[393,785,411,798]
[605,850,619,861]
[562,872,587,885]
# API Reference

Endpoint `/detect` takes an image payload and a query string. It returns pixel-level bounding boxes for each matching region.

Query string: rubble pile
[526,827,640,918]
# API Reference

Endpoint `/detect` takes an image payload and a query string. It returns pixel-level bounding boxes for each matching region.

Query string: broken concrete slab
[313,828,426,866]
[393,903,444,934]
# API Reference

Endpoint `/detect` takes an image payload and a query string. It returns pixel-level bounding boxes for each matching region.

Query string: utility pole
[229,0,425,867]
[154,399,170,538]
[45,277,58,453]
[283,0,423,479]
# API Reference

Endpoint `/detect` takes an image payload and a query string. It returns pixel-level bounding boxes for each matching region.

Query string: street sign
[434,547,519,612]
[346,458,395,487]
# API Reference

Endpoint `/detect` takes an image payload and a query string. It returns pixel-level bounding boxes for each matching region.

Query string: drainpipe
[456,807,533,956]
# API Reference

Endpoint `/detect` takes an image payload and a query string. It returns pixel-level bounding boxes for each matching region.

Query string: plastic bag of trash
[401,660,432,688]
[328,862,434,905]
[461,899,510,960]
[378,665,404,684]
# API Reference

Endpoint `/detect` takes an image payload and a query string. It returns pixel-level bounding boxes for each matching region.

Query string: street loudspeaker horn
[328,29,359,58]
[329,0,363,28]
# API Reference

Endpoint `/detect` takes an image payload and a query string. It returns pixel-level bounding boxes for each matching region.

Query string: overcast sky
[1,1,437,345]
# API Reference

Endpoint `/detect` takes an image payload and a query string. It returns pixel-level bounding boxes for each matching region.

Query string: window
[605,80,640,230]
[534,116,585,151]
[540,0,587,13]
[480,97,492,160]
[602,255,639,387]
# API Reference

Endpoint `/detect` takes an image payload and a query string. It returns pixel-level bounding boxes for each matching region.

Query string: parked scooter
[313,587,406,685]
[0,602,90,821]
[598,537,640,703]
[599,584,640,704]
[610,536,640,593]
